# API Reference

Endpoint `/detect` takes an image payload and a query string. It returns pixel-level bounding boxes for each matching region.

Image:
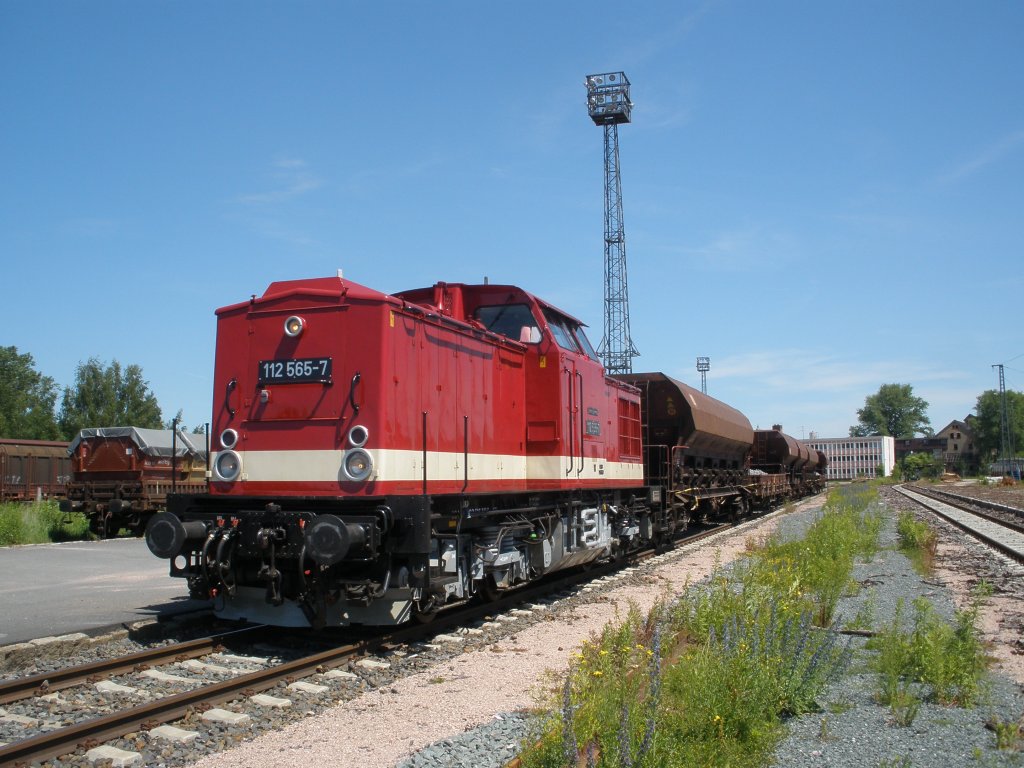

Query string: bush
[0,502,91,546]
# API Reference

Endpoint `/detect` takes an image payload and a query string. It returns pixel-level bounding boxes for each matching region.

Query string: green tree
[850,383,932,438]
[0,346,61,439]
[902,452,941,480]
[58,358,163,438]
[973,389,1024,459]
[164,409,208,435]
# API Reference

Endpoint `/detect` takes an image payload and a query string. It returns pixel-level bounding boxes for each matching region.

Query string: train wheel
[412,595,440,624]
[477,575,501,603]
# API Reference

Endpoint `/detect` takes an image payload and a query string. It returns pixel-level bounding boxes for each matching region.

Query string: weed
[827,698,855,714]
[846,587,877,632]
[870,596,989,708]
[989,718,1022,751]
[896,512,937,574]
[974,579,994,600]
[889,684,922,726]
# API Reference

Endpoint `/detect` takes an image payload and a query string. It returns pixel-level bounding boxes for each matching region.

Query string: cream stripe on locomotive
[219,449,644,484]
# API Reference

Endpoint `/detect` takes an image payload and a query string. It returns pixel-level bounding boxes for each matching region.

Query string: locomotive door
[574,353,608,481]
[545,309,606,482]
[562,356,583,480]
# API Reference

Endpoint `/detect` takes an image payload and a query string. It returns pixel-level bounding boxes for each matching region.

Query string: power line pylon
[586,72,638,375]
[993,363,1017,473]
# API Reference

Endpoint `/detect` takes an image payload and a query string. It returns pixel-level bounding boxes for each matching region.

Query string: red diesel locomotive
[146,273,823,627]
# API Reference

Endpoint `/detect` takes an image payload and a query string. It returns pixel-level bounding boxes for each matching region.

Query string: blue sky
[2,0,1022,439]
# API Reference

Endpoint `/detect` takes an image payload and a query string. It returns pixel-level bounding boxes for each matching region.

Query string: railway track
[895,485,1024,565]
[0,521,740,767]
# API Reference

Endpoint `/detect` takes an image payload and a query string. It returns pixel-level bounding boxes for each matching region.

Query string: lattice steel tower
[586,71,638,375]
[993,363,1016,467]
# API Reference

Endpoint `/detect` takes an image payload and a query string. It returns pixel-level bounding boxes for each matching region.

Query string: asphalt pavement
[0,538,210,645]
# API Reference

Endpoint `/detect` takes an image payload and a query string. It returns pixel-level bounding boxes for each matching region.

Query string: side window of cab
[572,325,601,361]
[475,304,542,343]
[544,309,603,364]
[543,309,583,353]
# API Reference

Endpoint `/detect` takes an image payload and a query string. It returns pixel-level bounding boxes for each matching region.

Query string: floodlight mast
[586,71,638,375]
[697,357,710,394]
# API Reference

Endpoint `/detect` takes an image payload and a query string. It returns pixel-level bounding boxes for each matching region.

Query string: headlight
[342,448,373,482]
[220,428,239,449]
[284,315,305,337]
[215,450,242,482]
[348,425,369,447]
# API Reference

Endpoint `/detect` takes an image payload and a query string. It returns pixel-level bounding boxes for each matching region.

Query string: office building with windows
[802,435,896,480]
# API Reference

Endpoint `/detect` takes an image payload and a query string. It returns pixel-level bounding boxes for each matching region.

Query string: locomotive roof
[215,274,593,339]
[395,281,590,328]
[68,427,206,459]
[216,275,591,334]
[216,274,387,315]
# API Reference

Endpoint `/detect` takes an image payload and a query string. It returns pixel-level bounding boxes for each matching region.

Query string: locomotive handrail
[565,366,575,476]
[224,377,237,418]
[421,411,428,495]
[576,370,584,478]
[462,415,469,493]
[349,372,362,415]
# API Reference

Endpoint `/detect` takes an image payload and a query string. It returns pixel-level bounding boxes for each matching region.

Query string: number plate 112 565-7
[258,358,333,384]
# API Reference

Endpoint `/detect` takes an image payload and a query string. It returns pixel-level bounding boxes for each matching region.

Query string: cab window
[573,326,600,360]
[543,309,582,353]
[475,304,541,343]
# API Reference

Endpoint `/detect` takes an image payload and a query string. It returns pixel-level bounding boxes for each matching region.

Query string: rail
[895,485,1024,565]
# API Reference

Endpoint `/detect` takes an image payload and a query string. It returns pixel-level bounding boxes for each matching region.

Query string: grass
[0,501,92,546]
[519,486,881,768]
[896,511,938,574]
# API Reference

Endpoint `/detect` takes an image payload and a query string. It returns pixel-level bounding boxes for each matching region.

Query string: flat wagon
[61,427,208,536]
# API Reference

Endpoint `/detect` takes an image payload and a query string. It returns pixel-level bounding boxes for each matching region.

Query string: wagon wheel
[731,496,749,522]
[100,511,118,539]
